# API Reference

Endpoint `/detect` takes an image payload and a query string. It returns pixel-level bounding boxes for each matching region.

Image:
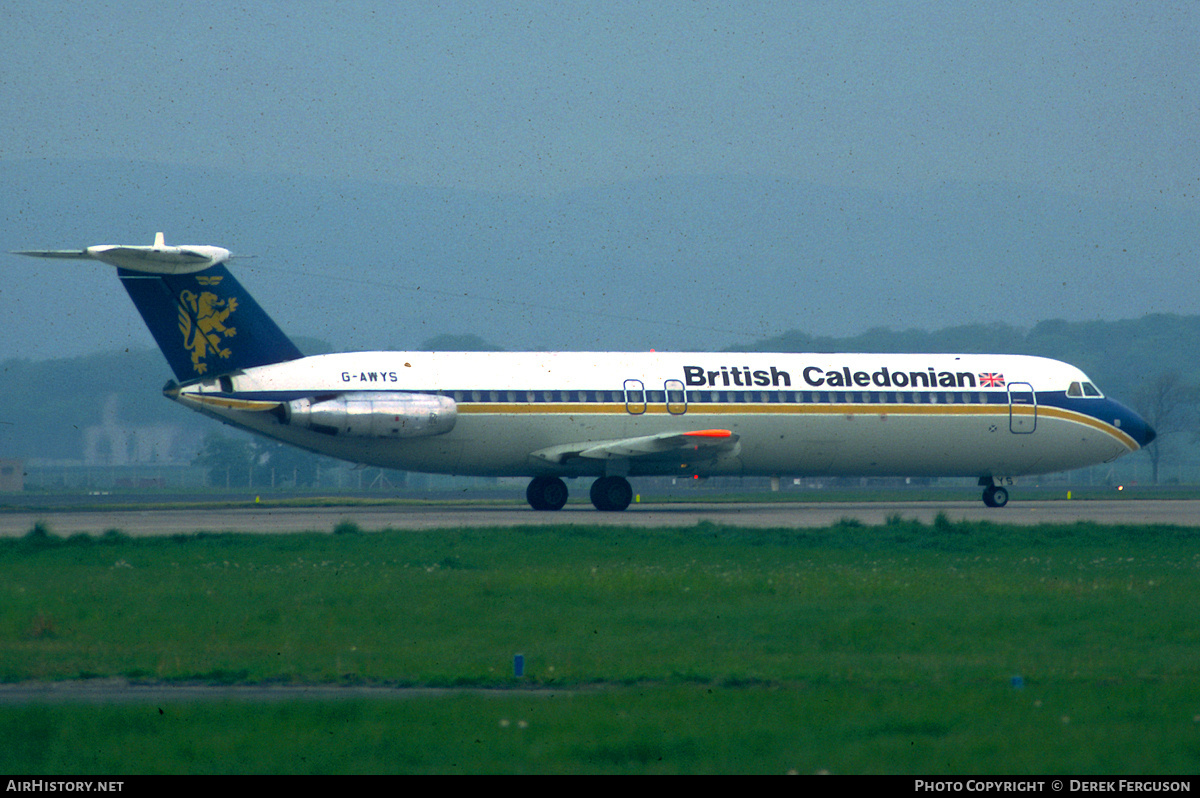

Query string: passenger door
[665,379,687,415]
[624,379,646,415]
[1008,382,1037,434]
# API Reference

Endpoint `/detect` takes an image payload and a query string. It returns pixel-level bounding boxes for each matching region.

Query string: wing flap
[531,429,737,464]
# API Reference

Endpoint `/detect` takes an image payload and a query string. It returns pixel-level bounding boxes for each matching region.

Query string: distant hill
[728,313,1200,402]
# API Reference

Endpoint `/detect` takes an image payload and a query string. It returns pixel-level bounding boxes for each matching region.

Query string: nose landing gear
[982,484,1009,508]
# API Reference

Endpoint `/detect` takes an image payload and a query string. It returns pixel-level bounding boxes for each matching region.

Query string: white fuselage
[174,350,1148,481]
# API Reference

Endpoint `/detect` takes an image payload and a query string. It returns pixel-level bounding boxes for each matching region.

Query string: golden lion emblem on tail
[178,289,238,374]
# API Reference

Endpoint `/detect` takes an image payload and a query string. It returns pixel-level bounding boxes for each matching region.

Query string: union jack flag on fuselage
[978,372,1006,387]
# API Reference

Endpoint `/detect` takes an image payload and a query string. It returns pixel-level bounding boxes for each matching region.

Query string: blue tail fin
[118,264,303,382]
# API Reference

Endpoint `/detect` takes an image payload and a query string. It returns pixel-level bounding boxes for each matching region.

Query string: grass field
[2,516,1199,773]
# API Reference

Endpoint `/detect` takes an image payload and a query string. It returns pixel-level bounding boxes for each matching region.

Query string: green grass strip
[2,517,1198,772]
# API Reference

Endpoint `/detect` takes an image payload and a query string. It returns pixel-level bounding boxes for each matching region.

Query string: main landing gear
[526,476,634,512]
[526,476,569,511]
[590,476,633,512]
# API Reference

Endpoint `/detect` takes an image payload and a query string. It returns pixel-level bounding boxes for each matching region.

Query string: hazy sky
[3,1,1199,362]
[3,1,1196,203]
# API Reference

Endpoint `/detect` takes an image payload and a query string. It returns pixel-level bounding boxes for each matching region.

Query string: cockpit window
[1068,381,1103,398]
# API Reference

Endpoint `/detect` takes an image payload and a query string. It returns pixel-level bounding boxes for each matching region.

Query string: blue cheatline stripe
[205,387,1015,404]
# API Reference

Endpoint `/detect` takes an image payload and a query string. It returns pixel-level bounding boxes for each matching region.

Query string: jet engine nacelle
[283,392,456,438]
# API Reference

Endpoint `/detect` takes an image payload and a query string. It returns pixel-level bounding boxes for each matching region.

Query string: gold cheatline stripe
[457,402,1139,450]
[1040,407,1139,449]
[181,394,282,412]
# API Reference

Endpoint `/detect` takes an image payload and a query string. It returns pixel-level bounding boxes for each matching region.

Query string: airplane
[14,234,1156,511]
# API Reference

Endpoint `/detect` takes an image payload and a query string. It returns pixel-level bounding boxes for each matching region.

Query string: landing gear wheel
[527,476,569,511]
[590,476,633,512]
[982,485,1009,508]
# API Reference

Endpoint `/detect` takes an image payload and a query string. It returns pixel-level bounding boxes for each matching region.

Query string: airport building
[0,460,24,492]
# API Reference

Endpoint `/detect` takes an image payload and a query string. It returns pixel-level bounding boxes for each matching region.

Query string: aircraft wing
[531,429,738,464]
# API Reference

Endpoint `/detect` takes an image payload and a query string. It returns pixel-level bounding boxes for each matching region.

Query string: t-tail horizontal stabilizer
[14,231,233,274]
[15,233,302,382]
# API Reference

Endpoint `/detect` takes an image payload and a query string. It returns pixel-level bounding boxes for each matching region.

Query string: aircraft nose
[1137,419,1157,448]
[1122,406,1157,448]
[1107,400,1156,449]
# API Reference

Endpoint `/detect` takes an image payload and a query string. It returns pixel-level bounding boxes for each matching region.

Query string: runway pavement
[2,499,1199,536]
